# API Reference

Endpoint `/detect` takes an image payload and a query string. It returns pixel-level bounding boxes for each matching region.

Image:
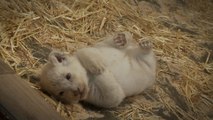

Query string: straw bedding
[0,0,212,119]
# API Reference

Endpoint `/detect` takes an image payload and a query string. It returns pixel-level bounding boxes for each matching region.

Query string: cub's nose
[73,87,84,98]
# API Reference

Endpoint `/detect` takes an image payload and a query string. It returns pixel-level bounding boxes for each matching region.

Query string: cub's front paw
[139,37,153,49]
[113,32,128,48]
[76,49,106,75]
[87,61,105,75]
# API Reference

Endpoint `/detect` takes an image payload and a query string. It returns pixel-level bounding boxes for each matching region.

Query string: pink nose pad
[73,87,84,98]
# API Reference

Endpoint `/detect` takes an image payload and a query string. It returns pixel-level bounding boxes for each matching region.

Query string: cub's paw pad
[139,38,153,49]
[113,33,127,48]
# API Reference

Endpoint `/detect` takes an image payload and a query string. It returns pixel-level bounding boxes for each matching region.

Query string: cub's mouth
[55,85,89,104]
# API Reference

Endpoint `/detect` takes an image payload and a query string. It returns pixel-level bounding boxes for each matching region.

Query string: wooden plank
[0,60,15,75]
[0,59,63,120]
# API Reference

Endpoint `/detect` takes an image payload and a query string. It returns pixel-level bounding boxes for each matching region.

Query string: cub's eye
[59,91,64,96]
[65,73,71,80]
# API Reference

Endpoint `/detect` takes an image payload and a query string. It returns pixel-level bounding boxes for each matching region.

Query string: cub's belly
[108,59,153,96]
[97,47,154,96]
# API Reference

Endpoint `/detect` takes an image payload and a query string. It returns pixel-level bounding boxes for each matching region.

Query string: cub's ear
[48,51,66,65]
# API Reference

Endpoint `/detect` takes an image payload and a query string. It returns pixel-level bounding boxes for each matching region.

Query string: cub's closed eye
[59,91,64,96]
[66,73,71,80]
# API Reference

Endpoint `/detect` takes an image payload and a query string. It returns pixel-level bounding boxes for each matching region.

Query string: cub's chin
[60,99,79,104]
[56,95,80,104]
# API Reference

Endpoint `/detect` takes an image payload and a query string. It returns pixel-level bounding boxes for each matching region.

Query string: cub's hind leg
[96,31,133,49]
[112,32,129,49]
[138,37,153,54]
[137,37,156,71]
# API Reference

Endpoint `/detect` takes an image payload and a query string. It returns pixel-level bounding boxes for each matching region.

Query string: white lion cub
[39,31,156,108]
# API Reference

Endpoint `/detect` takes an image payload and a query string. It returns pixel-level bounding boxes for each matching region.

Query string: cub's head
[39,51,89,104]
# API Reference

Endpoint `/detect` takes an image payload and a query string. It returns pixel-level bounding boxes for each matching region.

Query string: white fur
[39,31,156,108]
